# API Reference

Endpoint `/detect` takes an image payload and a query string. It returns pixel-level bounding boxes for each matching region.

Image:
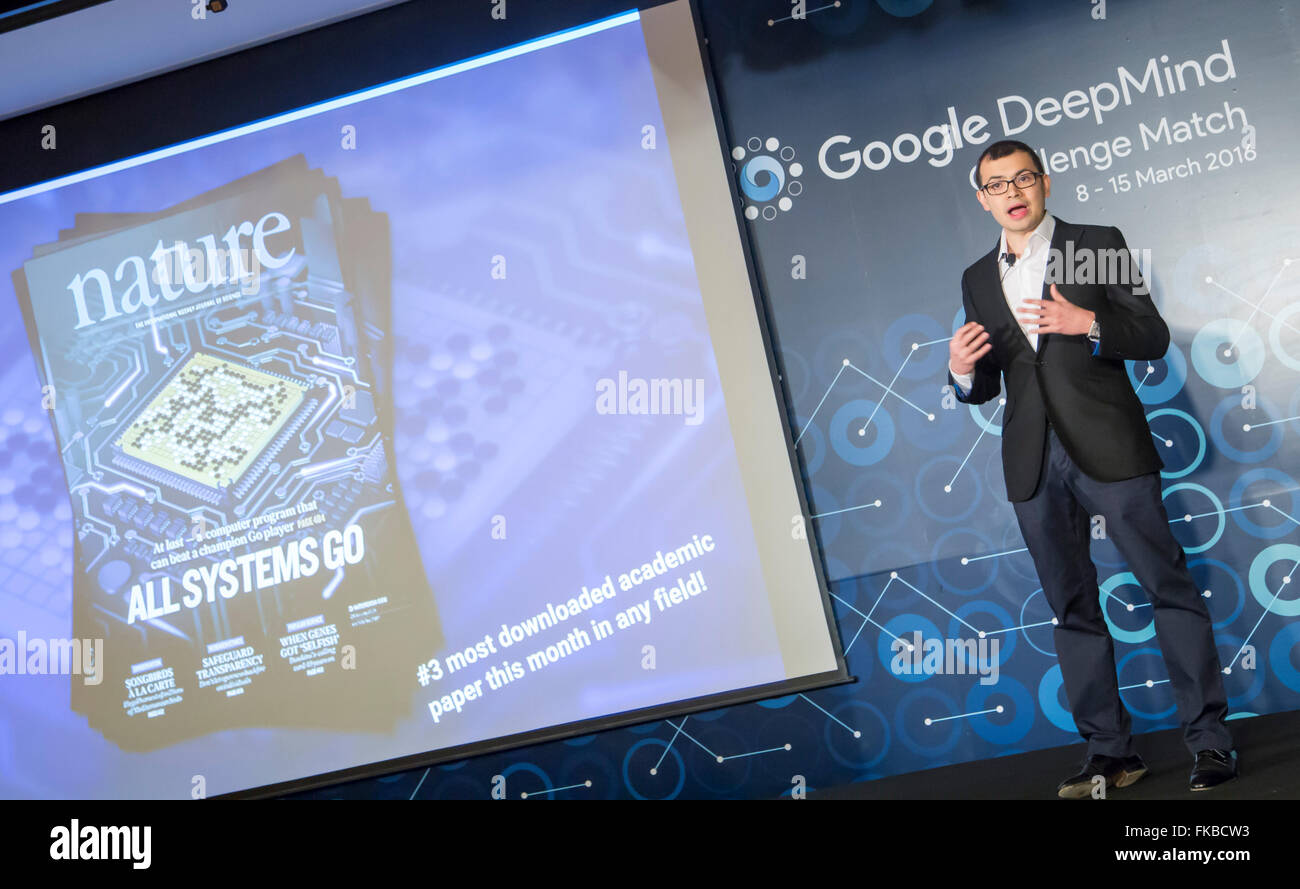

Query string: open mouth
[1007,202,1028,220]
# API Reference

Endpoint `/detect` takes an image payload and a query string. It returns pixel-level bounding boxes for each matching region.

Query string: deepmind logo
[732,136,803,221]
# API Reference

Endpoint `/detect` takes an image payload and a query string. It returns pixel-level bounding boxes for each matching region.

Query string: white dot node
[911,343,919,351]
[996,705,1004,714]
[778,197,792,212]
[1203,590,1212,598]
[1243,424,1252,432]
[924,718,932,726]
[790,163,803,177]
[842,357,850,365]
[784,744,792,751]
[1126,603,1134,612]
[1052,618,1059,625]
[961,557,969,565]
[1284,576,1292,584]
[927,413,935,421]
[650,768,657,776]
[1164,439,1173,447]
[716,755,724,763]
[1146,364,1155,374]
[978,631,986,639]
[1204,275,1213,283]
[744,206,758,220]
[874,499,882,507]
[1263,499,1271,507]
[1223,667,1232,675]
[585,780,592,787]
[1146,679,1155,688]
[944,485,952,493]
[858,428,866,437]
[1184,514,1193,522]
[999,398,1006,405]
[890,571,898,578]
[731,146,745,160]
[1223,348,1232,357]
[854,730,861,739]
[765,137,779,152]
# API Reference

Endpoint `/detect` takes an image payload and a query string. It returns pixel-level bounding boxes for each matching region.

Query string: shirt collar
[999,211,1056,262]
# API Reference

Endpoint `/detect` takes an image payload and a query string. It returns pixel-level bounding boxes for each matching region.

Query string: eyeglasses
[980,170,1043,195]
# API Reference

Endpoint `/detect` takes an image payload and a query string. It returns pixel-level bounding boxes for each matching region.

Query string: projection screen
[0,0,848,798]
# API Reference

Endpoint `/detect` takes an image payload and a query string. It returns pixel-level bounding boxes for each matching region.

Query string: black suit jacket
[947,217,1169,502]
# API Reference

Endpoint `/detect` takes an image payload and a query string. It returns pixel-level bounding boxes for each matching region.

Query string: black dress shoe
[1189,749,1237,791]
[1057,754,1148,799]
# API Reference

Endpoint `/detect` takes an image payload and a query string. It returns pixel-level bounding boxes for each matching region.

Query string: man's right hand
[949,322,991,376]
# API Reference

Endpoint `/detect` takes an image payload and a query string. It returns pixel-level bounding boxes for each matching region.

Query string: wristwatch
[1087,319,1101,343]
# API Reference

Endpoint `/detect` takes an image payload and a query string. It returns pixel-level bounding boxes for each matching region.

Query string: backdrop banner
[696,0,1300,771]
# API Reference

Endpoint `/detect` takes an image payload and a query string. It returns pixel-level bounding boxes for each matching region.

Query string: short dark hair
[975,139,1044,187]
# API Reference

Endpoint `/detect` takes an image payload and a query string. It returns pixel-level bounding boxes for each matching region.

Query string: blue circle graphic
[1210,393,1282,464]
[949,599,1016,664]
[1190,319,1265,387]
[877,0,934,16]
[877,614,942,683]
[1019,588,1058,657]
[829,398,895,466]
[1268,623,1300,693]
[1248,543,1300,616]
[1229,469,1297,540]
[914,455,983,523]
[1037,665,1078,735]
[1100,572,1156,643]
[967,400,1004,437]
[622,739,686,800]
[1162,482,1225,553]
[1127,343,1187,404]
[966,677,1034,745]
[824,701,891,770]
[1116,647,1178,721]
[895,687,962,756]
[930,528,997,596]
[1145,408,1205,478]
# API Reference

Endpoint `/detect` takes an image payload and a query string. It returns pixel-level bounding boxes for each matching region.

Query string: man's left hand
[1018,284,1095,336]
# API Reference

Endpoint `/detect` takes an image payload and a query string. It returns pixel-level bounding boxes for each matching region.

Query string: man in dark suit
[947,139,1236,797]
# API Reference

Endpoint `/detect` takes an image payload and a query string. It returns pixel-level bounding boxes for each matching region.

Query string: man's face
[975,150,1051,235]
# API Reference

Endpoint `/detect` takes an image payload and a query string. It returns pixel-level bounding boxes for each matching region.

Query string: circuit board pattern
[116,353,306,488]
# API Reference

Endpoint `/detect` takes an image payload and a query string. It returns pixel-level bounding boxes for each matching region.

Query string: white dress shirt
[950,212,1056,393]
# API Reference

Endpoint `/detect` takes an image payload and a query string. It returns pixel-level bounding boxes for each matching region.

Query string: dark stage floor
[815,708,1300,800]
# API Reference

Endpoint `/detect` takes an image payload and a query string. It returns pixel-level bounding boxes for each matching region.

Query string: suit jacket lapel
[1037,216,1077,355]
[971,241,1034,356]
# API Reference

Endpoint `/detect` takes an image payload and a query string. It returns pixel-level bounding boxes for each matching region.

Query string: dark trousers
[1012,426,1233,758]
